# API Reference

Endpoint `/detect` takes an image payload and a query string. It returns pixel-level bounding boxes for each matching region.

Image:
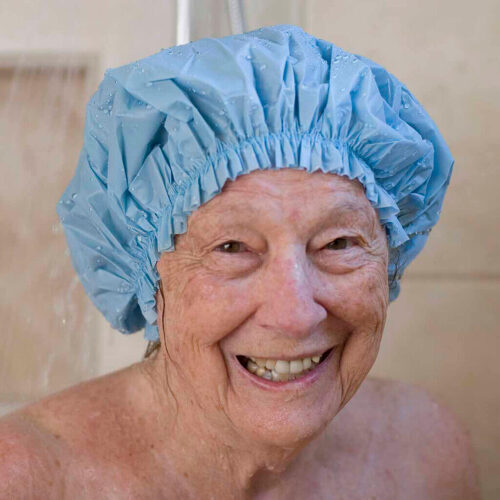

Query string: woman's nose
[254,247,327,339]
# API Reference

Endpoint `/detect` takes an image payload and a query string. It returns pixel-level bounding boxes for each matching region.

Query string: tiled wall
[0,0,498,497]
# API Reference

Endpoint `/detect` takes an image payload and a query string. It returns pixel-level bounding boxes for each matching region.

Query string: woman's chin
[235,393,341,449]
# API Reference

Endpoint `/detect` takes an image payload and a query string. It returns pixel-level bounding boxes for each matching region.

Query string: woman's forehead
[186,169,376,231]
[196,169,369,216]
[223,169,365,195]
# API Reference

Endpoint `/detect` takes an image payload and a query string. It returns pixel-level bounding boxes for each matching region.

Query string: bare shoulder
[0,411,64,498]
[362,377,476,456]
[0,362,157,498]
[336,376,481,499]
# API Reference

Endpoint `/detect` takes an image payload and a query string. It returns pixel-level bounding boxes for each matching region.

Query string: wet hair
[144,340,161,359]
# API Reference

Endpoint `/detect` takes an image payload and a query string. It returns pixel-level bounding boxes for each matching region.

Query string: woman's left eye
[215,240,246,253]
[324,237,355,250]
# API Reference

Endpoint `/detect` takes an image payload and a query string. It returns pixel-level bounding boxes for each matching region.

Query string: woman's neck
[137,355,312,499]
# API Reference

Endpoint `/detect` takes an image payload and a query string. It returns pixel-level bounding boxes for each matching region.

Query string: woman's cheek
[359,264,388,325]
[179,273,253,342]
[335,263,388,408]
[326,260,388,329]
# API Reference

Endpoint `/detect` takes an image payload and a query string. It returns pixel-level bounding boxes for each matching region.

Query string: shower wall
[0,0,498,497]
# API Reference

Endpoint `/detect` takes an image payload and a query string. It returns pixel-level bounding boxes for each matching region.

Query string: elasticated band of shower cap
[57,24,454,341]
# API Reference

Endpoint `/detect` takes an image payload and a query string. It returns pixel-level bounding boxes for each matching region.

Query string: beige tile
[96,318,147,376]
[370,278,500,499]
[246,0,306,29]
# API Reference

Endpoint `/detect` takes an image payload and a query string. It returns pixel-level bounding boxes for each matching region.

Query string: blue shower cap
[57,24,454,341]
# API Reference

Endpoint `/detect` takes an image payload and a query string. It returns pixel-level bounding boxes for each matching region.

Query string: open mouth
[236,348,334,383]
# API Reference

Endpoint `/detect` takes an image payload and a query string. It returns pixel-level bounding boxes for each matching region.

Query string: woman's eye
[214,238,355,254]
[215,241,245,253]
[324,238,354,250]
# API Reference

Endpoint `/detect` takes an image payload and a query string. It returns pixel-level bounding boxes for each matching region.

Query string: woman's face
[156,169,389,447]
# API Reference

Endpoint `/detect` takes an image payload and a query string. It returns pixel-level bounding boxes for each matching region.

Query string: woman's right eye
[215,241,245,253]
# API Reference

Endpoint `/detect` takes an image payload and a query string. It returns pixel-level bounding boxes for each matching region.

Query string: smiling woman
[153,170,389,451]
[0,25,480,498]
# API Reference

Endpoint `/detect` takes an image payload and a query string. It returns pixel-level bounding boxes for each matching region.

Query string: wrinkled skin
[0,169,480,499]
[152,169,389,496]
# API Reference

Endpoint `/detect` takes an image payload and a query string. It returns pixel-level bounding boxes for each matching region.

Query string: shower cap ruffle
[57,24,454,341]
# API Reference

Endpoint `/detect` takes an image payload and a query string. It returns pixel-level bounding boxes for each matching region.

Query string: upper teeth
[245,354,324,382]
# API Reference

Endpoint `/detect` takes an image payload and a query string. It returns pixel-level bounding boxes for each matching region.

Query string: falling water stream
[0,57,103,414]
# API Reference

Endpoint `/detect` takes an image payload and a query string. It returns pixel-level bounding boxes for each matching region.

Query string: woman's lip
[232,346,337,391]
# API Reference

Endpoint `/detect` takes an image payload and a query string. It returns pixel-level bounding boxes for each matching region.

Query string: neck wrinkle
[138,354,309,499]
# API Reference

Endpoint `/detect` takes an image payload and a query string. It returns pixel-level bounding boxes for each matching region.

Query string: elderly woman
[0,25,479,499]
